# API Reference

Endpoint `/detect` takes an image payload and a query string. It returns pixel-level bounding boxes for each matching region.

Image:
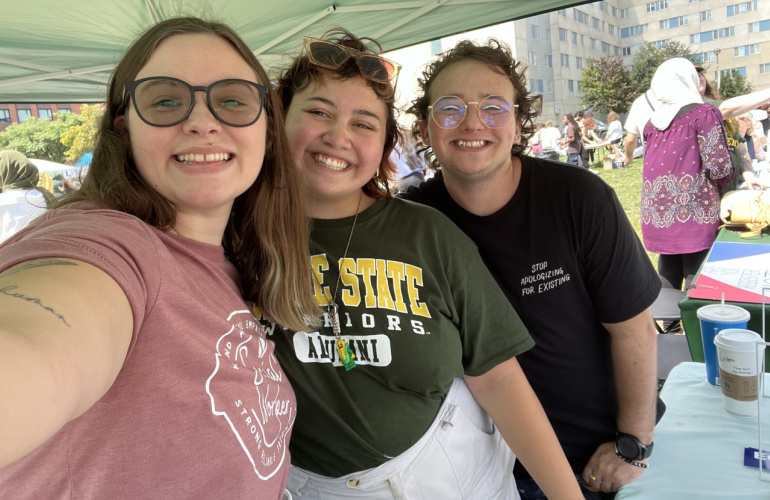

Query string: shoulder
[400,175,449,208]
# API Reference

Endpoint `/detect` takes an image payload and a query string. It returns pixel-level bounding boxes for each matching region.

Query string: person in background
[537,119,562,161]
[0,151,52,243]
[0,17,318,498]
[275,28,582,500]
[391,133,425,192]
[722,117,765,192]
[642,58,733,290]
[581,112,601,165]
[405,38,662,499]
[605,111,623,162]
[529,122,544,156]
[559,113,582,166]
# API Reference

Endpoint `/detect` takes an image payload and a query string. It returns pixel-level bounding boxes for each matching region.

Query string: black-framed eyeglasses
[428,95,518,129]
[123,77,268,127]
[302,37,401,84]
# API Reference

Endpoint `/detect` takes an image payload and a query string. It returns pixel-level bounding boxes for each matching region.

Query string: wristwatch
[614,432,654,461]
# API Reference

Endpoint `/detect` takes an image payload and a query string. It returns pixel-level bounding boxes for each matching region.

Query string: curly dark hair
[276,28,401,198]
[407,38,542,170]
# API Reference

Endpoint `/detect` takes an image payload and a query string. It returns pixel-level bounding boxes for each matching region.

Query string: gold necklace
[313,191,363,371]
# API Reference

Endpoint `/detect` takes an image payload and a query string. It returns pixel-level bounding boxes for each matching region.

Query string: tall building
[389,0,770,126]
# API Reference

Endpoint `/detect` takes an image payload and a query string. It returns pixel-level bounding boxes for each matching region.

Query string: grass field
[563,155,659,271]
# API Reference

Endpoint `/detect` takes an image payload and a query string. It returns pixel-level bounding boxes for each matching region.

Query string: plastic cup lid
[714,328,765,351]
[697,304,751,322]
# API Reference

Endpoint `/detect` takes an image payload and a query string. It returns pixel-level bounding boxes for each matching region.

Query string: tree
[717,71,753,100]
[579,56,636,115]
[630,41,693,94]
[60,104,103,162]
[0,112,82,161]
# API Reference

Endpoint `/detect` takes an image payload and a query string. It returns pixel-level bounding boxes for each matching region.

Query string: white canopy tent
[1,0,589,103]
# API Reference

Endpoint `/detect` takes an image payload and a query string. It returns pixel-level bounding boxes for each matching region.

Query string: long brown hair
[407,38,543,170]
[277,28,400,198]
[55,17,319,330]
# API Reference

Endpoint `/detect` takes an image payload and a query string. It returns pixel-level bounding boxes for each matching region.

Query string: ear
[418,120,430,145]
[113,115,126,132]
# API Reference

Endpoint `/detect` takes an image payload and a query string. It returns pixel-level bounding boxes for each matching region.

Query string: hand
[581,442,647,493]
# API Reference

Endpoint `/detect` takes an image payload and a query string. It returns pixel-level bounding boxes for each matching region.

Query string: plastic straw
[721,292,726,310]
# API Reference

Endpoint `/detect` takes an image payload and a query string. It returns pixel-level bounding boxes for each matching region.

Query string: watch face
[617,435,641,459]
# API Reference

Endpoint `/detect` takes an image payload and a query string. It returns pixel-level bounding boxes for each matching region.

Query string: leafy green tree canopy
[579,56,636,115]
[630,41,693,95]
[717,71,753,100]
[0,112,82,162]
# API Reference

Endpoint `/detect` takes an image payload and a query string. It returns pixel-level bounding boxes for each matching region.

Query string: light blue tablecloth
[617,362,770,500]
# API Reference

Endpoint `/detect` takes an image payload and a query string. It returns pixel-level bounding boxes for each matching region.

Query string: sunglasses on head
[302,37,401,84]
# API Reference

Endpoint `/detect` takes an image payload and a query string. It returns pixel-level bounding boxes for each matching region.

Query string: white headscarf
[649,58,703,131]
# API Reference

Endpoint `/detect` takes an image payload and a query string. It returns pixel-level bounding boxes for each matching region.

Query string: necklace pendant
[329,302,356,371]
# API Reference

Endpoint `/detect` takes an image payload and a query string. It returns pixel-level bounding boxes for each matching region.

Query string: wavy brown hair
[277,28,400,198]
[407,38,542,170]
[54,17,319,330]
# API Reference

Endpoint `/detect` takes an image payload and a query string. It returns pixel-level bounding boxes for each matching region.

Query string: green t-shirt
[267,197,533,476]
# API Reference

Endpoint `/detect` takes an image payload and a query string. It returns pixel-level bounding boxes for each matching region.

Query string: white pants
[286,378,519,499]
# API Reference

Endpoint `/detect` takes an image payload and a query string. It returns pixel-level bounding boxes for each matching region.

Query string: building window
[727,1,757,16]
[590,38,597,49]
[688,0,707,3]
[574,10,588,24]
[559,28,567,42]
[647,0,669,12]
[721,67,747,77]
[620,8,629,18]
[622,47,632,56]
[693,51,715,63]
[592,16,599,29]
[614,45,620,56]
[547,81,553,93]
[545,54,553,67]
[621,24,648,38]
[17,109,32,122]
[530,79,545,93]
[734,44,760,56]
[700,10,712,20]
[0,109,10,122]
[576,56,583,69]
[561,54,570,67]
[601,42,610,53]
[660,16,688,29]
[57,107,71,114]
[531,24,539,39]
[608,25,615,35]
[38,108,53,119]
[612,6,618,17]
[578,81,583,92]
[558,9,567,16]
[760,63,770,74]
[748,20,770,33]
[572,31,578,44]
[568,80,575,92]
[598,1,607,11]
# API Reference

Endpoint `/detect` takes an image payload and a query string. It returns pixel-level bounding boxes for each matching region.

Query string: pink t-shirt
[0,203,296,499]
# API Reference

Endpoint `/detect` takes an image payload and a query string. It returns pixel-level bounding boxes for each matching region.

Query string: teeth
[313,153,348,171]
[456,140,486,148]
[175,153,231,163]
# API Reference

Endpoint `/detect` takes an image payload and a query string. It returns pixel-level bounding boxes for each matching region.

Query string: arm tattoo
[0,259,78,279]
[0,286,71,327]
[0,259,77,327]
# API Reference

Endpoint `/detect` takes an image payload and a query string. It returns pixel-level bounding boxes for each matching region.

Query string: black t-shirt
[403,156,661,475]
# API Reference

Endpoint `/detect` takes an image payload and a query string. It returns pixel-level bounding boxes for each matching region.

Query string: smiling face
[123,33,266,229]
[284,75,388,218]
[419,59,519,185]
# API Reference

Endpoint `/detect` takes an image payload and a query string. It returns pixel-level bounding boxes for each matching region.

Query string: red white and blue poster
[689,242,770,304]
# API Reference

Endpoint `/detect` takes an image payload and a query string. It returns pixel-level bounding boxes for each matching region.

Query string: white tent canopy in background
[1,0,590,104]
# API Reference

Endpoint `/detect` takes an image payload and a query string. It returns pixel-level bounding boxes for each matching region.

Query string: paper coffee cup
[714,329,765,417]
[697,304,750,386]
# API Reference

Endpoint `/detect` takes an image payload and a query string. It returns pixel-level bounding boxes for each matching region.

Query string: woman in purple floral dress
[642,58,733,289]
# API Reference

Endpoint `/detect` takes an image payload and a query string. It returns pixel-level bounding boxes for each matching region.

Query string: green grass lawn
[562,155,659,271]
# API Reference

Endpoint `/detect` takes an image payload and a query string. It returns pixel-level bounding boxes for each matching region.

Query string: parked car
[592,119,609,139]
